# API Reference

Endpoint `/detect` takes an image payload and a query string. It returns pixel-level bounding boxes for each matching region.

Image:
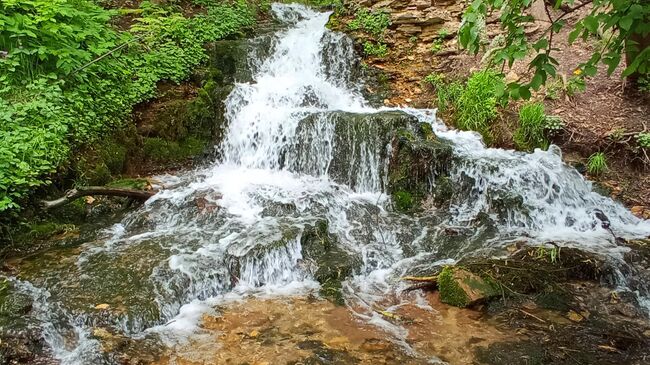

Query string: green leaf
[619,16,634,32]
[568,26,582,44]
[603,54,621,75]
[583,16,599,33]
[533,38,548,51]
[584,64,597,77]
[530,73,544,90]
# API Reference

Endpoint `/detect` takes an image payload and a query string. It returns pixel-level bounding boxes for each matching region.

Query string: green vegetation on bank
[425,70,506,144]
[0,0,260,212]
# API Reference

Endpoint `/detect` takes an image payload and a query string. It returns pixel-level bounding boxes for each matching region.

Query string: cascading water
[3,3,650,364]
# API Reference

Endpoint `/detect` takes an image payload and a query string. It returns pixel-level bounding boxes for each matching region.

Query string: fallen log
[40,186,156,210]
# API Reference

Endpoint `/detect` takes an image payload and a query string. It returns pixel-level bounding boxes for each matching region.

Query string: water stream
[3,4,650,364]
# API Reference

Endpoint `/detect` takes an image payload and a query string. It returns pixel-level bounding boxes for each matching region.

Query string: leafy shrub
[363,41,388,57]
[514,102,548,151]
[587,152,608,175]
[636,132,650,148]
[544,115,565,137]
[423,73,463,114]
[0,0,258,212]
[348,8,391,38]
[459,0,650,99]
[0,0,124,83]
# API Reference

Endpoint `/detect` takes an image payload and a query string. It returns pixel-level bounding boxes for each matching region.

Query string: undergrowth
[587,152,608,175]
[425,70,506,144]
[348,8,391,58]
[514,102,548,151]
[0,0,260,212]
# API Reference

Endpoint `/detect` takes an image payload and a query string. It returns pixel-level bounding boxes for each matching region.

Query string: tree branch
[40,186,156,210]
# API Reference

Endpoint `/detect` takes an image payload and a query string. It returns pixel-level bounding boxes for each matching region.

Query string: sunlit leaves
[459,0,650,100]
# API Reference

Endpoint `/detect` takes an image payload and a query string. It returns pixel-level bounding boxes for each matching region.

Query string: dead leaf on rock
[567,310,583,322]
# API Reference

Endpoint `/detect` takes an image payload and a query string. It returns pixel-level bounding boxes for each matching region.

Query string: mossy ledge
[387,122,453,212]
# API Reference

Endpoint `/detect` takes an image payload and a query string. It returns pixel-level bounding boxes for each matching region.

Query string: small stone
[361,338,391,352]
[505,71,520,83]
[95,303,110,310]
[249,329,260,338]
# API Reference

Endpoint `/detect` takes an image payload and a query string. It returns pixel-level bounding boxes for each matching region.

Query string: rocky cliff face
[360,0,463,41]
[335,0,468,107]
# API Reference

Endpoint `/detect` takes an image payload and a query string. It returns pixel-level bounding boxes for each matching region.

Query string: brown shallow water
[152,293,506,365]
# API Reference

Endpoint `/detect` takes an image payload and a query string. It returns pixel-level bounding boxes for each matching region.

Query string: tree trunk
[625,31,650,81]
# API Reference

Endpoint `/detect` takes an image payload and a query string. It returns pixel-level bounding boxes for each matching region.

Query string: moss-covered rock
[432,176,454,207]
[142,136,207,163]
[107,178,150,190]
[438,266,499,308]
[388,123,453,212]
[301,220,361,305]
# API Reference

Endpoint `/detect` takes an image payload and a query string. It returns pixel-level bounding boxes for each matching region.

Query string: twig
[69,36,144,76]
[519,309,546,323]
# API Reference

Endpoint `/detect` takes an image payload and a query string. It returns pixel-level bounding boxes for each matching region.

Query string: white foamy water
[6,3,650,364]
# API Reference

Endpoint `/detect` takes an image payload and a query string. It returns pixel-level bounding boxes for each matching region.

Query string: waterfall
[5,4,649,364]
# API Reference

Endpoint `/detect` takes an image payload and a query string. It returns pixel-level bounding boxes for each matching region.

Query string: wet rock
[388,122,453,212]
[301,221,361,305]
[0,281,52,365]
[293,110,420,190]
[207,34,275,84]
[438,266,499,308]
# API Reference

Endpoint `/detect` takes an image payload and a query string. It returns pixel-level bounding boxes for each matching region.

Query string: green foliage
[430,29,449,54]
[393,191,414,212]
[0,0,258,212]
[425,70,506,143]
[430,38,444,54]
[459,0,650,100]
[348,8,391,38]
[535,245,561,264]
[455,70,506,143]
[514,102,548,151]
[638,74,650,92]
[0,0,124,84]
[423,73,463,114]
[363,41,388,57]
[636,132,650,148]
[587,152,608,175]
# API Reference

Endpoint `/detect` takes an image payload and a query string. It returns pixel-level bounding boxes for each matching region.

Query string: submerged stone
[300,221,361,305]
